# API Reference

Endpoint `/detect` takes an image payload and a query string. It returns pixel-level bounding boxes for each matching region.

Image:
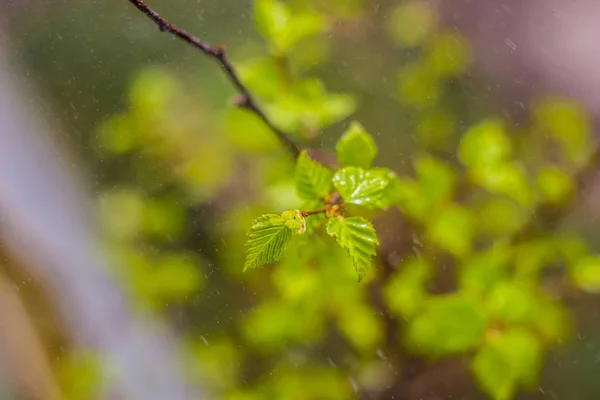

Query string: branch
[126,0,301,158]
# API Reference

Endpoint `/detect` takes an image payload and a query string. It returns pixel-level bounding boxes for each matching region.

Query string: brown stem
[126,0,301,158]
[300,208,327,217]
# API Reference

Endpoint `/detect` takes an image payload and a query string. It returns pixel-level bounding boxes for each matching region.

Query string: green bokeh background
[3,0,600,399]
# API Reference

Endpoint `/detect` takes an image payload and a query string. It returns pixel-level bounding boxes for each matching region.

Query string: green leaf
[414,154,456,205]
[370,167,404,207]
[254,0,290,42]
[406,294,486,356]
[275,11,326,53]
[386,1,438,48]
[337,303,383,352]
[472,162,535,207]
[295,150,333,201]
[458,119,512,167]
[332,167,390,210]
[486,282,540,324]
[425,31,471,77]
[236,58,287,101]
[427,204,474,257]
[326,217,379,281]
[571,255,600,293]
[384,257,432,317]
[264,79,356,134]
[245,214,295,270]
[397,61,441,108]
[532,97,592,167]
[254,0,326,54]
[336,121,378,168]
[459,243,511,296]
[477,198,526,236]
[472,328,542,400]
[536,166,574,205]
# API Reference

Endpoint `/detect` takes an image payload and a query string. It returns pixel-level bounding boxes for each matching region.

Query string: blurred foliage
[11,0,599,399]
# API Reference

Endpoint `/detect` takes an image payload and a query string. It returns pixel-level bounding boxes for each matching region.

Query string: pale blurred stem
[126,0,302,158]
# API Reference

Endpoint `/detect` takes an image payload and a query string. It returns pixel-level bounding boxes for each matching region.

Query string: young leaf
[336,121,378,168]
[254,0,290,43]
[274,11,326,53]
[458,118,512,167]
[295,150,333,201]
[406,294,486,356]
[332,167,390,210]
[326,217,379,281]
[245,214,294,270]
[472,328,542,400]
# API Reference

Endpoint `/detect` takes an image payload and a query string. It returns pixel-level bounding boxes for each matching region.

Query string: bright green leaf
[275,12,326,53]
[532,97,592,167]
[337,303,383,352]
[295,150,333,201]
[536,166,574,205]
[336,121,378,168]
[472,328,542,400]
[458,119,512,167]
[245,214,295,270]
[472,162,535,207]
[477,198,526,236]
[459,244,511,296]
[427,204,474,257]
[255,0,290,42]
[406,294,486,356]
[414,154,456,205]
[333,167,390,210]
[326,217,379,281]
[571,255,600,293]
[486,281,540,324]
[369,167,404,208]
[236,58,287,101]
[384,257,432,317]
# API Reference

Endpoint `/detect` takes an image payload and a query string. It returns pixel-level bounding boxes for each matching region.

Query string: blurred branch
[0,280,62,400]
[126,0,302,158]
[0,32,202,399]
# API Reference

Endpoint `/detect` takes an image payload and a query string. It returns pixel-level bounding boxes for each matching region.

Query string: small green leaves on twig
[326,217,379,282]
[245,121,401,281]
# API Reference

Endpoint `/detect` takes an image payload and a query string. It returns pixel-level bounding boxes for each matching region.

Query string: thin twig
[300,208,327,217]
[126,0,301,158]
